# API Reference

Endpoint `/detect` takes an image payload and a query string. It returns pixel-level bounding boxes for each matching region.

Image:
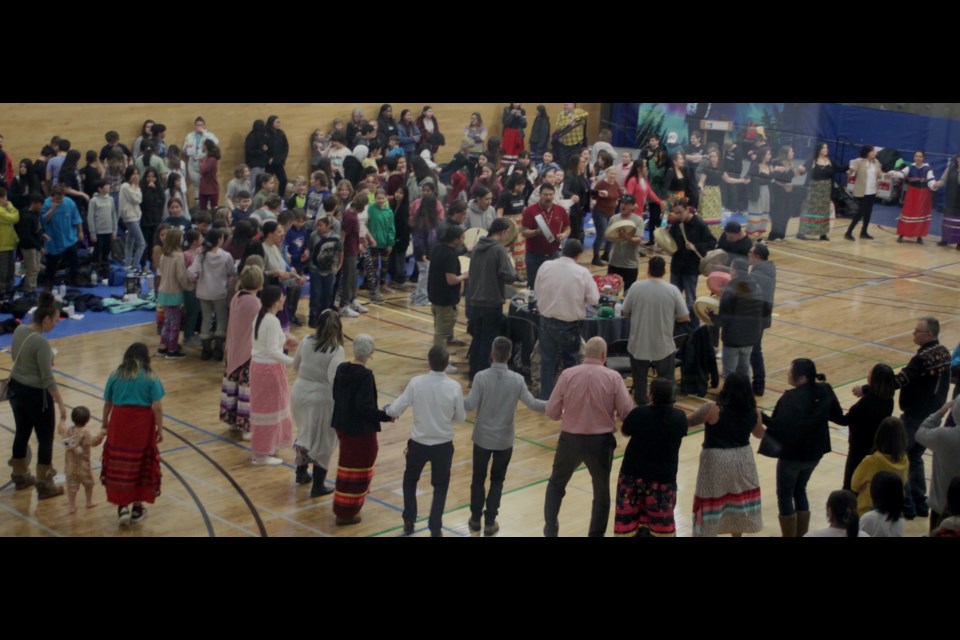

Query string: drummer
[437,201,470,256]
[718,221,753,264]
[606,194,646,291]
[666,197,717,329]
[521,183,570,293]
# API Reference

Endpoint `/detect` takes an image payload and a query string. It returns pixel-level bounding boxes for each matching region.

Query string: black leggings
[648,202,663,240]
[849,195,876,236]
[9,380,55,465]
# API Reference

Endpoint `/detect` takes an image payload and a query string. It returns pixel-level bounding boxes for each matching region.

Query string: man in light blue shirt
[387,345,466,537]
[464,336,546,535]
[41,185,84,286]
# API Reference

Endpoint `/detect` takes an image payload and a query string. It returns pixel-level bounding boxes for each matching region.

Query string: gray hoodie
[88,193,118,235]
[466,199,495,231]
[188,248,238,300]
[466,236,516,308]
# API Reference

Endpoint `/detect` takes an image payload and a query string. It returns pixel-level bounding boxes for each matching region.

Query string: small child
[59,406,106,514]
[151,223,171,334]
[252,173,278,210]
[232,190,253,227]
[14,192,45,293]
[386,135,404,158]
[164,172,189,220]
[157,228,194,359]
[199,139,221,210]
[163,198,193,234]
[286,176,308,211]
[188,228,237,361]
[309,214,343,326]
[182,229,203,346]
[0,187,22,296]
[87,179,117,280]
[366,188,395,295]
[193,210,212,237]
[284,209,310,325]
[305,172,331,224]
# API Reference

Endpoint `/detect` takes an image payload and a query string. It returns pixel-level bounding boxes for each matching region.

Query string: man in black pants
[852,316,951,518]
[465,218,516,381]
[40,184,84,286]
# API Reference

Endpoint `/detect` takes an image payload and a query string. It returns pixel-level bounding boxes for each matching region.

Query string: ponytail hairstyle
[255,285,284,340]
[313,309,343,353]
[32,291,60,326]
[790,358,826,385]
[826,490,860,538]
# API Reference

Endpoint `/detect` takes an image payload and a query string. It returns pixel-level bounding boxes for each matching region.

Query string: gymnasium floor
[1,207,957,538]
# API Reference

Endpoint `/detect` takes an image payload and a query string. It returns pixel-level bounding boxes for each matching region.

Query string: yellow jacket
[0,202,21,252]
[850,451,909,515]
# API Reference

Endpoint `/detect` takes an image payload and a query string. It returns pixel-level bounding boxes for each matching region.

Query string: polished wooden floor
[2,218,957,537]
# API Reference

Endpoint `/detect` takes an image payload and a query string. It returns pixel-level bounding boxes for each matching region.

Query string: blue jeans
[124,219,146,269]
[309,269,336,326]
[670,272,699,329]
[722,345,753,378]
[901,413,929,515]
[526,251,558,291]
[539,316,581,400]
[776,458,819,515]
[591,214,610,258]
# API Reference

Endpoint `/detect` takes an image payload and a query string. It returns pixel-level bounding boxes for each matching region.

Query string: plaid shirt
[556,108,589,146]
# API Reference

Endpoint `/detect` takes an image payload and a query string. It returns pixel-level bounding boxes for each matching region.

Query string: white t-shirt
[858,510,904,537]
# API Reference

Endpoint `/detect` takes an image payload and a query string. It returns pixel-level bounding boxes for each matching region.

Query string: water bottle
[614,301,623,318]
[90,270,98,286]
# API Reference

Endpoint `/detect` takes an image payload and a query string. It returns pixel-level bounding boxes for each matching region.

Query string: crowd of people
[3,103,960,537]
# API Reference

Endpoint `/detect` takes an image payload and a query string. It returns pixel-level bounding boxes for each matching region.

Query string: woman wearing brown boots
[760,358,844,536]
[7,293,66,500]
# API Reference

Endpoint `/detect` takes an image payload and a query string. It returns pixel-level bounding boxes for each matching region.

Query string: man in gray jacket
[748,243,776,396]
[466,217,516,381]
[465,186,495,231]
[464,336,546,535]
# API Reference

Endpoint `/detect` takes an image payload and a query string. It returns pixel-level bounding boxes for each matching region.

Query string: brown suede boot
[35,464,64,500]
[8,457,36,490]
[778,513,797,538]
[796,511,811,538]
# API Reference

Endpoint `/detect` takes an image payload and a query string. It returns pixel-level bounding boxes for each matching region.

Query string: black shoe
[860,233,874,240]
[904,511,917,521]
[130,505,147,525]
[467,517,481,533]
[600,253,609,262]
[431,530,443,538]
[844,233,855,241]
[484,521,500,536]
[157,348,168,357]
[165,350,187,360]
[289,316,303,327]
[403,519,415,535]
[212,338,224,362]
[295,465,312,485]
[590,258,604,267]
[917,506,930,518]
[753,385,765,397]
[796,233,807,240]
[644,240,655,247]
[917,237,924,245]
[819,235,830,241]
[200,339,213,361]
[937,240,948,247]
[897,236,904,243]
[310,465,334,497]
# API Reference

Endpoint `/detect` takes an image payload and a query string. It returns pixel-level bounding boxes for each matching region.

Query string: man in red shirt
[521,183,570,292]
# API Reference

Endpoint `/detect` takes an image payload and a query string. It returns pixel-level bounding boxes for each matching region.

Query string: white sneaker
[252,456,284,466]
[445,364,459,375]
[242,431,252,442]
[351,301,369,314]
[339,306,360,318]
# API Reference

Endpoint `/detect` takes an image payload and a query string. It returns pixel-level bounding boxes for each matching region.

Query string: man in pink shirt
[543,337,635,537]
